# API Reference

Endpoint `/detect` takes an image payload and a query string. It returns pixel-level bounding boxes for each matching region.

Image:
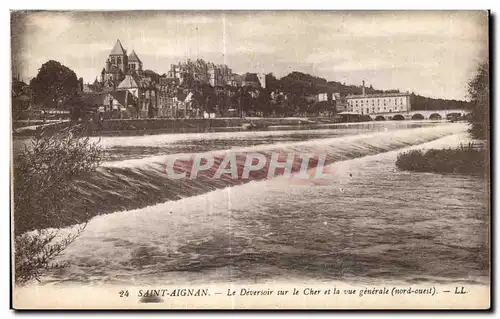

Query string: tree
[12,79,31,120]
[467,61,489,140]
[15,223,87,285]
[216,90,230,115]
[143,69,161,83]
[67,93,85,122]
[181,72,195,89]
[14,126,103,284]
[14,126,103,234]
[12,78,28,97]
[410,93,471,111]
[29,60,80,109]
[272,93,286,116]
[296,95,309,115]
[256,89,271,116]
[192,83,217,114]
[265,73,280,90]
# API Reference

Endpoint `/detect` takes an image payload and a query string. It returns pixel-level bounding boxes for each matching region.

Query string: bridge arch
[429,113,442,120]
[375,115,386,121]
[392,114,405,121]
[411,113,425,120]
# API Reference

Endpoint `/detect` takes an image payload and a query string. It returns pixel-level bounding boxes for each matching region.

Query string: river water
[37,121,489,286]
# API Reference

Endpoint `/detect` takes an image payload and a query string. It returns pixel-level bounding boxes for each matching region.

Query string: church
[100,39,143,88]
[97,39,158,118]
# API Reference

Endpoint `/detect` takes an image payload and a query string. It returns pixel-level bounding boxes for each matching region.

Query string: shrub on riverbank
[13,125,103,284]
[467,61,489,140]
[396,144,488,176]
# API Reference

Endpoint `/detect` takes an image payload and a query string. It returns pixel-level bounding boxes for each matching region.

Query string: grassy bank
[396,143,488,176]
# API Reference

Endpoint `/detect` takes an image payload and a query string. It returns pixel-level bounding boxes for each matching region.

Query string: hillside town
[12,39,471,124]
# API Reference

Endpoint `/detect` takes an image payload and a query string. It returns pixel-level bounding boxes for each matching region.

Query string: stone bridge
[367,109,470,121]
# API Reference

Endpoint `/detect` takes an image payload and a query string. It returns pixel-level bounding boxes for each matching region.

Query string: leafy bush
[13,125,103,284]
[14,224,86,285]
[467,62,489,140]
[396,144,488,176]
[13,126,102,234]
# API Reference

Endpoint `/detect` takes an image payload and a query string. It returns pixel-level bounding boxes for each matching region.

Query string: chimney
[362,80,366,96]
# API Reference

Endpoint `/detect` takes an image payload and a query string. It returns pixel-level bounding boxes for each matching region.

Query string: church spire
[110,39,126,55]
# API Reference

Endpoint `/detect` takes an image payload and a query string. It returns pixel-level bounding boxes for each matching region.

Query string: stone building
[207,63,232,87]
[101,39,128,88]
[97,39,158,118]
[127,50,143,72]
[167,59,233,87]
[116,74,158,118]
[346,81,411,115]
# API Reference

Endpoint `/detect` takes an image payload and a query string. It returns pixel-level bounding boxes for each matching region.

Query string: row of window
[348,97,406,106]
[351,101,404,107]
[349,106,406,113]
[109,56,142,68]
[110,57,123,64]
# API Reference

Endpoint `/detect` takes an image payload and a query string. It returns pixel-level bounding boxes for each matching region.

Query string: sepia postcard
[10,10,490,310]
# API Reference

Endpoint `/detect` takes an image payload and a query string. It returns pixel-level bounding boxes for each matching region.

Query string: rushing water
[97,121,439,161]
[35,121,488,286]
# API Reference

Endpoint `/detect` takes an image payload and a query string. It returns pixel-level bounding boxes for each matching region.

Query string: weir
[49,123,466,231]
[38,122,487,286]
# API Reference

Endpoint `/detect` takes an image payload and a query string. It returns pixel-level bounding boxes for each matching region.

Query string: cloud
[11,10,488,100]
[331,11,487,40]
[25,12,74,38]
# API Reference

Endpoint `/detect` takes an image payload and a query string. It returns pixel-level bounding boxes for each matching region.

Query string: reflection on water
[39,123,489,286]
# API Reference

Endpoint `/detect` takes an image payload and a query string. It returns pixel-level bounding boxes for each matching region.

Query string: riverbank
[396,142,489,177]
[12,117,309,136]
[12,117,355,137]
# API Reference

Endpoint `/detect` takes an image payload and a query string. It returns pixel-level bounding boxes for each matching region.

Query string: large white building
[346,81,411,115]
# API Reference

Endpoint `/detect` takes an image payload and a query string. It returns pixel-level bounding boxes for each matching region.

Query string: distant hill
[272,71,471,110]
[408,94,471,111]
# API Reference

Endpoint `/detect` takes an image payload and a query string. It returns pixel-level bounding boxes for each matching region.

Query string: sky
[11,10,488,100]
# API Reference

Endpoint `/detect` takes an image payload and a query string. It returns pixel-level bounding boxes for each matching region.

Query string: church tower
[128,50,143,73]
[109,39,128,73]
[102,39,128,85]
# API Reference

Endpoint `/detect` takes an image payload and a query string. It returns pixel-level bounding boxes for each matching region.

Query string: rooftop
[110,39,127,55]
[346,92,410,99]
[111,90,137,107]
[128,50,142,63]
[117,74,139,89]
